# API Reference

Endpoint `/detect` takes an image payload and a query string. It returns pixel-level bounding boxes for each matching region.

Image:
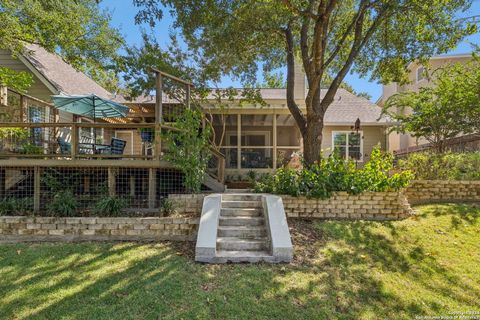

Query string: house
[117,63,391,179]
[376,53,473,153]
[0,44,391,211]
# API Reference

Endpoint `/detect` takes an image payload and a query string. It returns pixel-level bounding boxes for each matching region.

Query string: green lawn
[1,203,479,320]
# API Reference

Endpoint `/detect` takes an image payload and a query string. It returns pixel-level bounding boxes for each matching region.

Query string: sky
[100,0,480,102]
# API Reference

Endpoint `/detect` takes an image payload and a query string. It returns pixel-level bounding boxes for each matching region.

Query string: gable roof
[20,44,111,99]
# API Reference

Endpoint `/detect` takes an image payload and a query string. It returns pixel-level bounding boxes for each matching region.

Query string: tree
[382,57,480,152]
[133,0,475,164]
[0,0,124,92]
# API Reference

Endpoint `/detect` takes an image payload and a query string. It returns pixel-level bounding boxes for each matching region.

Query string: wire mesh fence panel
[39,167,109,211]
[115,168,149,208]
[0,167,35,214]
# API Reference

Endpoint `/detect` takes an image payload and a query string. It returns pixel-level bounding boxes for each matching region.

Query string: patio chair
[57,137,71,154]
[98,137,127,159]
[110,137,127,155]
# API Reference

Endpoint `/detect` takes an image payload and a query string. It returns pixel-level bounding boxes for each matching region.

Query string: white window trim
[331,130,364,162]
[416,66,426,83]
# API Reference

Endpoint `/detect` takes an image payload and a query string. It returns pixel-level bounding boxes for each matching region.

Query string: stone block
[49,229,64,236]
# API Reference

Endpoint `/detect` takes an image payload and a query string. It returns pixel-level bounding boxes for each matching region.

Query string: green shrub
[254,146,413,199]
[0,197,33,215]
[160,198,177,216]
[47,191,78,216]
[398,152,480,180]
[94,196,127,216]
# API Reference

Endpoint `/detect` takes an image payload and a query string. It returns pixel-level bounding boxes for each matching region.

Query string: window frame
[331,130,364,162]
[416,66,426,83]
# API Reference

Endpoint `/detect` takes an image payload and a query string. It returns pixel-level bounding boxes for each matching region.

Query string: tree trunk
[303,113,324,164]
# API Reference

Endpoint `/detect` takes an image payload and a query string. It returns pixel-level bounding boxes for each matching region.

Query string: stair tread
[219,216,264,220]
[216,250,272,258]
[218,225,266,230]
[217,237,267,243]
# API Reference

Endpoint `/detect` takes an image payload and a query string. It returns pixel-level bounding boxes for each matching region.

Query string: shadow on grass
[0,204,479,320]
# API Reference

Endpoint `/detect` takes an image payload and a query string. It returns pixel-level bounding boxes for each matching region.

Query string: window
[332,131,363,161]
[416,66,426,82]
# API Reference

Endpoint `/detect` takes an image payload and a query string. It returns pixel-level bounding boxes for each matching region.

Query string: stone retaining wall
[169,191,413,220]
[0,216,199,242]
[282,191,412,220]
[405,180,480,205]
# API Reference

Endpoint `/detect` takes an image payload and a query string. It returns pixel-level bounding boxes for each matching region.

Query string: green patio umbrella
[52,94,130,143]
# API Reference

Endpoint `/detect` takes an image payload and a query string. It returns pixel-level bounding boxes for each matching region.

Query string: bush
[254,147,413,199]
[0,197,33,215]
[94,196,127,216]
[47,191,78,216]
[160,198,177,216]
[398,152,480,180]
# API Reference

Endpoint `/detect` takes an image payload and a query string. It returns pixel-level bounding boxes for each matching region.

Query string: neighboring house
[1,44,391,180]
[376,53,473,152]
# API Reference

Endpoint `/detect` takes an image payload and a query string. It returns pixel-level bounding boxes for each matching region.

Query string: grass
[1,203,479,319]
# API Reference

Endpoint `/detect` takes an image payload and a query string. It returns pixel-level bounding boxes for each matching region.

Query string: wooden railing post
[154,71,163,161]
[71,123,78,160]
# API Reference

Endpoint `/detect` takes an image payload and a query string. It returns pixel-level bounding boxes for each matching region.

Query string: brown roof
[119,87,388,124]
[22,44,112,99]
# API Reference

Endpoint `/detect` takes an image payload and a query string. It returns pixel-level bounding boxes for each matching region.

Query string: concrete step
[216,237,268,251]
[225,188,250,193]
[219,216,264,227]
[215,250,274,263]
[222,194,262,202]
[220,208,262,217]
[217,226,267,238]
[221,200,262,209]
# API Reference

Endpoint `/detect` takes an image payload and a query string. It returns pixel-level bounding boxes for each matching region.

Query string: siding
[0,49,74,123]
[0,49,53,102]
[322,126,387,161]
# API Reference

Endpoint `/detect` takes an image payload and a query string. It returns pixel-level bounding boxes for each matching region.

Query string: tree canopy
[0,0,124,92]
[133,0,476,164]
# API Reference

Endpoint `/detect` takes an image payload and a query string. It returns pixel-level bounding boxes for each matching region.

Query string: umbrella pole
[93,96,97,152]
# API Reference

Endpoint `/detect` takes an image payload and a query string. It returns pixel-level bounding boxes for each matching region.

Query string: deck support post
[148,168,156,209]
[33,166,41,212]
[108,167,116,197]
[0,168,5,198]
[129,175,135,197]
